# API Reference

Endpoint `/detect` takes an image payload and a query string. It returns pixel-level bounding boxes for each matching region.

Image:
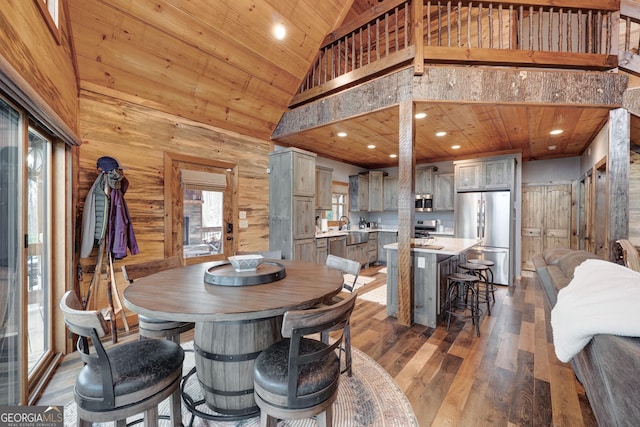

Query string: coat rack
[85,230,129,343]
[80,157,139,344]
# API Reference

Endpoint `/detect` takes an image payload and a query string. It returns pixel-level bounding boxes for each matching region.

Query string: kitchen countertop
[383,237,479,255]
[314,228,385,238]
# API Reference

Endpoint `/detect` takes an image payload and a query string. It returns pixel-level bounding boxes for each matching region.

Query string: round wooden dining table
[122,259,343,420]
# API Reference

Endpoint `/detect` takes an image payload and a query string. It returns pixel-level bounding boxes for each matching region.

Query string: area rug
[343,274,375,291]
[64,341,417,426]
[378,267,388,274]
[360,284,388,305]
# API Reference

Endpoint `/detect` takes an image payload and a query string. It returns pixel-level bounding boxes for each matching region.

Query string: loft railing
[291,0,619,107]
[619,0,640,74]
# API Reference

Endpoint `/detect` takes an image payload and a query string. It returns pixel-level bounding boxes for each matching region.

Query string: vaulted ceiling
[68,0,629,169]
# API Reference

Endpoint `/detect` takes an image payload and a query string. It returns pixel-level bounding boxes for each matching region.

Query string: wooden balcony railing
[619,0,640,74]
[291,0,620,107]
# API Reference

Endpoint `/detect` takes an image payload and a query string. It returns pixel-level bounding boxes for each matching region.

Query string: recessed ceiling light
[389,154,397,158]
[337,132,347,137]
[415,112,427,119]
[548,145,557,150]
[550,129,563,135]
[435,131,447,137]
[367,144,376,149]
[451,145,461,150]
[274,24,286,40]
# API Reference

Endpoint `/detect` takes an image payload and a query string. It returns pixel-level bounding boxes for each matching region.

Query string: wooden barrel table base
[181,367,259,425]
[184,316,283,423]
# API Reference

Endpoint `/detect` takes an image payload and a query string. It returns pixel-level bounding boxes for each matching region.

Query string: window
[35,0,60,44]
[164,153,237,265]
[328,181,348,226]
[181,170,226,259]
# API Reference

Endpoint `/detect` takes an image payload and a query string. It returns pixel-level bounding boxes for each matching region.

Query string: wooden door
[521,186,544,271]
[544,185,572,249]
[521,184,572,271]
[594,160,608,257]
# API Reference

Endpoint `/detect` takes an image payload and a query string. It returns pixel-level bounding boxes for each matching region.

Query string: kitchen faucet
[339,216,350,230]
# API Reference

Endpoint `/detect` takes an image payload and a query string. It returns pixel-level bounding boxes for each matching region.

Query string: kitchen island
[384,237,479,327]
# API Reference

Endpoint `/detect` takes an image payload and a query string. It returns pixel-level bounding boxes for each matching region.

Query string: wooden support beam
[608,108,630,261]
[397,101,415,326]
[412,0,424,75]
[273,67,626,139]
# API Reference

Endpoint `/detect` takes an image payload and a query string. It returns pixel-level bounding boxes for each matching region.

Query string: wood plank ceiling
[68,0,622,169]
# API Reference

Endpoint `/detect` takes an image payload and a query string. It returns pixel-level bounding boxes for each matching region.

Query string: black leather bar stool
[458,262,493,316]
[445,273,482,337]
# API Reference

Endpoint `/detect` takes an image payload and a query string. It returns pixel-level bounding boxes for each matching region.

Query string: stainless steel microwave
[415,194,433,212]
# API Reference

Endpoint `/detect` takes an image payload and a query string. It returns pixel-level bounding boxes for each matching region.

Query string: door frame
[163,152,238,263]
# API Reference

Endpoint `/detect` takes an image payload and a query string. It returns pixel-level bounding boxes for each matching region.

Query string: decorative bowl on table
[228,255,264,272]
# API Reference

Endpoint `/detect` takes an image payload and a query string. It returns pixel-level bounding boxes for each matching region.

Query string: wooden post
[608,107,629,261]
[397,101,415,326]
[413,0,424,75]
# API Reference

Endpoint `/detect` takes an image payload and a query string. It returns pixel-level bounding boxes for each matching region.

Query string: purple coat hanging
[106,171,139,259]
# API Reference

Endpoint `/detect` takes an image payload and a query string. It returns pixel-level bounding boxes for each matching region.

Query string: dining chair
[322,254,361,376]
[253,291,358,427]
[60,291,184,426]
[325,254,361,292]
[121,256,195,344]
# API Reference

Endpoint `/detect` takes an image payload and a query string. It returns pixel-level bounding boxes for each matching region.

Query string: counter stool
[468,258,496,304]
[458,262,493,316]
[445,273,482,337]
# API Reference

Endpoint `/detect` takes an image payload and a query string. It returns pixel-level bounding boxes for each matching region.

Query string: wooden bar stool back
[253,291,358,427]
[121,256,195,344]
[60,291,184,426]
[322,254,362,376]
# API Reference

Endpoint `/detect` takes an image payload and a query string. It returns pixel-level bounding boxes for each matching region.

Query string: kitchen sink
[345,231,369,246]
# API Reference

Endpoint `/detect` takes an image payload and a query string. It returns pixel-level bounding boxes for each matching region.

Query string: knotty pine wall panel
[0,1,78,133]
[78,88,271,317]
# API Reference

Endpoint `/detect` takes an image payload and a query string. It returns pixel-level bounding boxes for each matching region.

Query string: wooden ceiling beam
[274,66,627,139]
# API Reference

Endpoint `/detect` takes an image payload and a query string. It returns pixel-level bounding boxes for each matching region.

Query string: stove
[414,220,437,238]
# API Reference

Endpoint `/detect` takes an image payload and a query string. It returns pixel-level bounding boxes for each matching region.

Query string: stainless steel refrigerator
[455,190,512,285]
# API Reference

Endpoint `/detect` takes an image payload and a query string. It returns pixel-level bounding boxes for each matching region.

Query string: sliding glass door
[26,128,51,373]
[0,97,55,404]
[0,98,22,405]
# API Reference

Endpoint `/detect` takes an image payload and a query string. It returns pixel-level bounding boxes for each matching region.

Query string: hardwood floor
[37,265,597,426]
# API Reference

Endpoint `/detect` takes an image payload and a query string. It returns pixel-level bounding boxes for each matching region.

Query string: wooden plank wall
[77,85,272,320]
[0,2,78,133]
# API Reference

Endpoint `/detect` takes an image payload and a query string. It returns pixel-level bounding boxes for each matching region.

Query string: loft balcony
[291,0,634,108]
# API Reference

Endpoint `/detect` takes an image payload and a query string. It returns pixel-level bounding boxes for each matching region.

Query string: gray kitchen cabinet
[315,166,333,210]
[377,231,398,264]
[368,171,384,212]
[269,148,317,260]
[455,156,515,192]
[350,171,385,212]
[293,196,315,239]
[349,174,369,212]
[383,176,398,210]
[316,237,328,264]
[345,242,368,267]
[367,232,377,265]
[294,238,316,263]
[482,158,514,189]
[434,172,454,211]
[416,166,435,194]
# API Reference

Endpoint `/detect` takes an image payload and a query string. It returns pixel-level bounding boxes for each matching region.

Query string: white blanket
[551,259,640,362]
